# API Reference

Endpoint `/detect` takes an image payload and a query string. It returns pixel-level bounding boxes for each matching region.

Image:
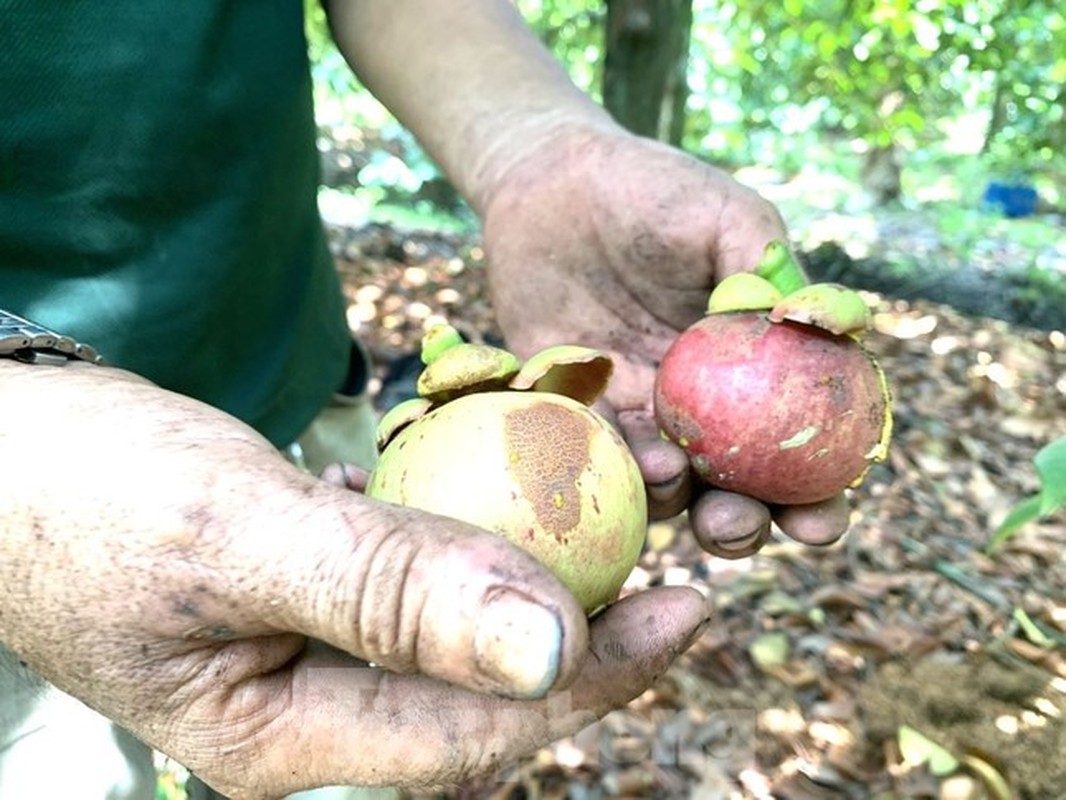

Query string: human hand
[0,361,708,798]
[481,126,850,557]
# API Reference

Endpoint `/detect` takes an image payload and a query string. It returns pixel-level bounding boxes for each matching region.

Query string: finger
[711,185,791,279]
[183,473,593,702]
[319,462,370,492]
[690,490,772,559]
[194,586,710,797]
[773,494,850,545]
[608,407,692,521]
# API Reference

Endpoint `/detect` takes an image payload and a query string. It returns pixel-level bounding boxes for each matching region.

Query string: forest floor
[321,202,1066,800]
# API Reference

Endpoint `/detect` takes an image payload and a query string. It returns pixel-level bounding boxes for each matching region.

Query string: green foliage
[989,436,1066,552]
[513,0,1064,177]
[516,0,605,97]
[303,0,1065,224]
[684,0,1066,174]
[304,0,468,228]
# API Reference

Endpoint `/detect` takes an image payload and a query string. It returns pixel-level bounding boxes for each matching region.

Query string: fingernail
[721,520,773,549]
[475,587,562,699]
[646,474,685,500]
[681,617,712,652]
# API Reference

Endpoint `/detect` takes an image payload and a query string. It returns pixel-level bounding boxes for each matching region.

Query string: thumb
[209,472,591,700]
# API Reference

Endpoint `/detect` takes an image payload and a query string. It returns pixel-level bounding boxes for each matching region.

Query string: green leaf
[898,725,959,777]
[1034,436,1066,516]
[989,436,1066,553]
[749,632,790,671]
[1013,607,1056,649]
[989,494,1043,552]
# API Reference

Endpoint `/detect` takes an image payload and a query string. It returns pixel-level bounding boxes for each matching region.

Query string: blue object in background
[982,181,1039,218]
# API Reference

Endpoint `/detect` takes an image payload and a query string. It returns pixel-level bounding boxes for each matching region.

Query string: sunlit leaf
[898,725,959,776]
[989,495,1043,552]
[1012,607,1056,649]
[1033,436,1066,516]
[989,436,1066,552]
[749,632,790,671]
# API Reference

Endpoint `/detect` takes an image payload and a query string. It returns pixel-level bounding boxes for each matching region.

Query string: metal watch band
[0,308,104,366]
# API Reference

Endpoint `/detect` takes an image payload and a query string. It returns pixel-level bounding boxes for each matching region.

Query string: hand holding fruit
[0,360,709,797]
[655,242,892,511]
[480,126,861,554]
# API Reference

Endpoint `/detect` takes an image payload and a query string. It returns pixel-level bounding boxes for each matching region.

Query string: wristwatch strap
[0,308,105,366]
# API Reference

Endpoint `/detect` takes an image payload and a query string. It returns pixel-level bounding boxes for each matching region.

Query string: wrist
[467,114,625,216]
[326,0,626,215]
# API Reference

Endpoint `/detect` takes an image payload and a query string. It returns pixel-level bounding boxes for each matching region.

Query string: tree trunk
[602,0,693,146]
[982,72,1007,155]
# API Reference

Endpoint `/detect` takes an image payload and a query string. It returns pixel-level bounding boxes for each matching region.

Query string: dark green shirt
[0,1,351,446]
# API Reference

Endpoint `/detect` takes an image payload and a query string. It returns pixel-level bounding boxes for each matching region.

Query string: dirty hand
[0,362,708,799]
[481,127,850,557]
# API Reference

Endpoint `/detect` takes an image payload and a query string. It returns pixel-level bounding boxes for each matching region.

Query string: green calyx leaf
[704,244,872,338]
[768,282,872,336]
[417,342,521,402]
[706,273,784,314]
[509,345,614,406]
[375,397,433,451]
[412,323,619,410]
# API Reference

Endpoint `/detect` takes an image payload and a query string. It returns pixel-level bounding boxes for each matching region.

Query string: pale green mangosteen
[366,326,647,615]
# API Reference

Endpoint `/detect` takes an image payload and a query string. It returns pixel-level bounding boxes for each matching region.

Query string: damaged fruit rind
[509,344,614,405]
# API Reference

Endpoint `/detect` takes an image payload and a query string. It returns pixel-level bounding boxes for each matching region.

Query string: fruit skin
[366,391,648,614]
[654,312,889,506]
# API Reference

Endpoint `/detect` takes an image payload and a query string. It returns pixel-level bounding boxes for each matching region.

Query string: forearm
[324,0,620,213]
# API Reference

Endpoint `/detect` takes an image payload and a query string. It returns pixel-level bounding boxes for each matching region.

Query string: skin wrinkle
[164,653,301,789]
[348,514,396,661]
[377,530,424,670]
[347,511,427,671]
[592,225,699,341]
[488,139,697,361]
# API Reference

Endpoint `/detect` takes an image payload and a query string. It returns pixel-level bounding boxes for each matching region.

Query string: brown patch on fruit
[504,401,591,541]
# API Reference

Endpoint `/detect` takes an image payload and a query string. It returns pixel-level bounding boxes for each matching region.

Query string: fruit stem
[421,323,465,365]
[755,241,808,296]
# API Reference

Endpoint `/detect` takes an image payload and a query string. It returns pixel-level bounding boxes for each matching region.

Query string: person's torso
[0,0,350,445]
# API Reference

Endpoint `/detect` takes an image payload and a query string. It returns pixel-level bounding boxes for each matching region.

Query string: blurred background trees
[309,0,1064,205]
[307,0,1065,328]
[518,0,1064,194]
